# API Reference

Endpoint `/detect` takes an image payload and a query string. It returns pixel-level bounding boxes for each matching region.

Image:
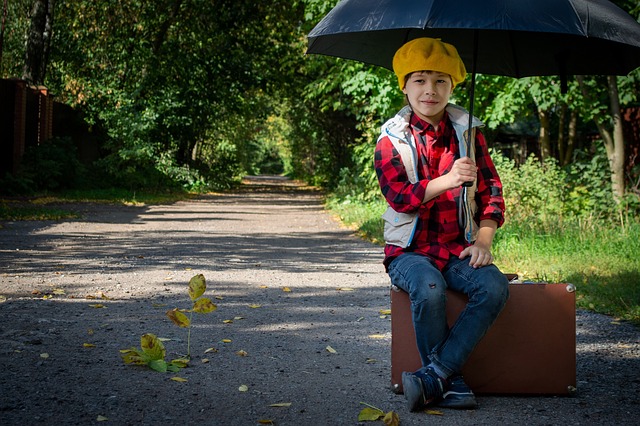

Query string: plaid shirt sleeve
[374,136,428,213]
[474,131,505,227]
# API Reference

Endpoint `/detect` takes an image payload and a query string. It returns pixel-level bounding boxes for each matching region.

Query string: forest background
[1,0,639,325]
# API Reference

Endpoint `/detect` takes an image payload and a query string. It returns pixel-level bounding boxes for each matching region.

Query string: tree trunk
[557,103,567,165]
[1,0,9,72]
[563,110,577,166]
[22,0,55,85]
[607,75,626,201]
[538,109,552,161]
[576,75,626,202]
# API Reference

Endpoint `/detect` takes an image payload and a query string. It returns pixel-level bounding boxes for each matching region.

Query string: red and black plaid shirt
[375,110,505,271]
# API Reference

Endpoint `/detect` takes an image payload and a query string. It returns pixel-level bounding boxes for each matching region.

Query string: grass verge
[0,189,193,222]
[325,195,640,327]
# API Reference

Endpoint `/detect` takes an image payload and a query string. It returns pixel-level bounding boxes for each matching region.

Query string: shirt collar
[409,110,449,136]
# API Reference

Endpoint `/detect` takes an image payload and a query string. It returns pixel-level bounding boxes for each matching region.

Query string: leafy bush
[492,152,568,230]
[0,137,85,195]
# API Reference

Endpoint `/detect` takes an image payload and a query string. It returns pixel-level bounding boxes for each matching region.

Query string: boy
[374,37,508,411]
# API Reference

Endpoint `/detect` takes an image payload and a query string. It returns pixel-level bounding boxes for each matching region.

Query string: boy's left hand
[460,244,493,269]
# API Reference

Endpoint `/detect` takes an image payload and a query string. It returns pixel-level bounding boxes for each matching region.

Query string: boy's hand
[448,157,476,188]
[460,243,493,269]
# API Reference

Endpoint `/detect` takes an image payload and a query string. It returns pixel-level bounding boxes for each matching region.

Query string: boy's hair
[393,38,466,90]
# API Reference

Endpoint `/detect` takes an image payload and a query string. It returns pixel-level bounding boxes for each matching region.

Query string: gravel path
[0,176,638,425]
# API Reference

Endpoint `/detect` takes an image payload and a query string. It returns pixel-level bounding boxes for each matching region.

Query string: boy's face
[402,71,453,127]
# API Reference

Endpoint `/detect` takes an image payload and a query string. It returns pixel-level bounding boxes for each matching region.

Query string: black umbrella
[307,0,640,78]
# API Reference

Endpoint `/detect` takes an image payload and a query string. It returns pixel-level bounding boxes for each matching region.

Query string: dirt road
[0,176,638,425]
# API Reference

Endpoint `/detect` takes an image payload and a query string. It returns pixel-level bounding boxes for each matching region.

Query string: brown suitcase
[391,281,576,395]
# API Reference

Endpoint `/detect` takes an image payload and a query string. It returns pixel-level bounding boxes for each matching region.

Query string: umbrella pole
[466,29,478,158]
[462,30,479,188]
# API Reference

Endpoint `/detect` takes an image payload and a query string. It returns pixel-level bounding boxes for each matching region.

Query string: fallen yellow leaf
[337,287,354,291]
[239,384,249,392]
[358,407,384,421]
[249,304,262,308]
[40,353,49,359]
[223,319,234,324]
[326,346,337,354]
[201,358,210,363]
[170,377,188,382]
[368,334,386,339]
[204,347,218,353]
[222,339,232,343]
[282,287,291,292]
[96,415,108,422]
[383,410,400,425]
[425,409,444,416]
[171,358,190,368]
[269,402,292,407]
[88,304,105,309]
[83,343,96,348]
[379,309,391,315]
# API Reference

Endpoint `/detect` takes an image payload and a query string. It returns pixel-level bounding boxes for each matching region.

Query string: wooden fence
[1,79,54,176]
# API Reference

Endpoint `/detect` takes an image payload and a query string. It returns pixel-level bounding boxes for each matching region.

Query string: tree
[22,0,54,85]
[576,74,633,202]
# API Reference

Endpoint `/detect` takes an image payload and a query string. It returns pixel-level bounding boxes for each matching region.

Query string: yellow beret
[392,37,467,89]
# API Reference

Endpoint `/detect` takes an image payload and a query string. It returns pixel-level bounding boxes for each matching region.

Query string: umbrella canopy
[307,0,640,77]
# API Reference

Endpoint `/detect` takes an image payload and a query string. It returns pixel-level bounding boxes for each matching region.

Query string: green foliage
[11,0,307,191]
[492,152,568,228]
[0,137,85,195]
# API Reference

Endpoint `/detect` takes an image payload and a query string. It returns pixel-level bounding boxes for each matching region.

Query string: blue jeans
[388,252,509,377]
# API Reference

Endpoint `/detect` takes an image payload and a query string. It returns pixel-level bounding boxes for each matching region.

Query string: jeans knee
[412,280,446,305]
[480,274,509,309]
[412,282,446,318]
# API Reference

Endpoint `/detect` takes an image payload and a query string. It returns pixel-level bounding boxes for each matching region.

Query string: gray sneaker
[438,375,477,409]
[401,367,446,412]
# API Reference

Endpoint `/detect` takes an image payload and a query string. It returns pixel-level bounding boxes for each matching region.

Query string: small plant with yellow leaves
[166,273,217,359]
[120,274,217,372]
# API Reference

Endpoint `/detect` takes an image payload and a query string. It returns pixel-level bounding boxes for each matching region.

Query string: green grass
[0,189,192,222]
[325,195,640,327]
[56,188,194,205]
[0,202,80,221]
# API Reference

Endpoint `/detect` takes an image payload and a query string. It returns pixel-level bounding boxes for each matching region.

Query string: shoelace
[417,370,445,403]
